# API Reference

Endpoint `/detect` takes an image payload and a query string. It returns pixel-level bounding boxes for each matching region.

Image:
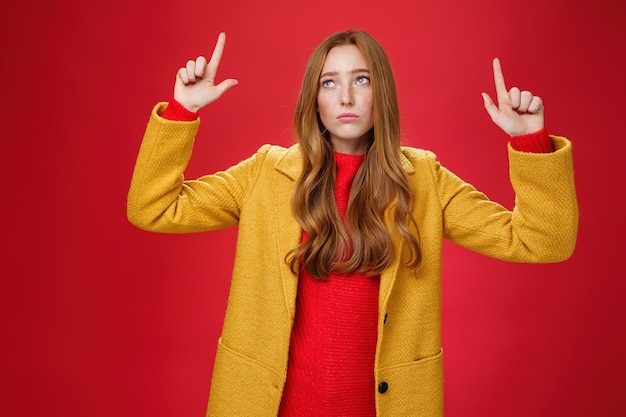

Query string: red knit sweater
[278,151,379,417]
[160,99,552,416]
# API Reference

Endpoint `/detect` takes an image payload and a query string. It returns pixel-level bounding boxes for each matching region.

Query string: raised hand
[174,32,238,112]
[481,58,544,136]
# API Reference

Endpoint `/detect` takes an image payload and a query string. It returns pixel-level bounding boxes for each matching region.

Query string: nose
[341,86,354,106]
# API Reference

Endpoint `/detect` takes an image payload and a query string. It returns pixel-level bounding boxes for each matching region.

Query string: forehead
[321,44,368,72]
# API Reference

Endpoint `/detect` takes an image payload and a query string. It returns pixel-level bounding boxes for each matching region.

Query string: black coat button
[378,382,388,394]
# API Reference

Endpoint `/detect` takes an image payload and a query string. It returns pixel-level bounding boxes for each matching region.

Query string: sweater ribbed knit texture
[278,152,379,417]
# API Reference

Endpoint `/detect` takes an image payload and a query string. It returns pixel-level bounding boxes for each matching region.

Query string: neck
[331,137,369,155]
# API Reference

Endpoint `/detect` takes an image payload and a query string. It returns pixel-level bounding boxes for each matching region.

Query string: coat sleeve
[436,136,579,263]
[127,103,267,233]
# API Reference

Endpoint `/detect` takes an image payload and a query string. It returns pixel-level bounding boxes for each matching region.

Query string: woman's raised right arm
[127,33,246,232]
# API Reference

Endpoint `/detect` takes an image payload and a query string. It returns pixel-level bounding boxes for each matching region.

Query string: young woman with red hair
[128,30,578,417]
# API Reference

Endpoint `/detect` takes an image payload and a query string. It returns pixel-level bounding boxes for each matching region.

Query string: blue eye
[322,80,335,88]
[356,76,370,85]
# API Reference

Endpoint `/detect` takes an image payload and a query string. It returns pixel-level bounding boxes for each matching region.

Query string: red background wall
[2,0,625,416]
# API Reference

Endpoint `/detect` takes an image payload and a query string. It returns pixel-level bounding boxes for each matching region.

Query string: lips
[337,112,359,121]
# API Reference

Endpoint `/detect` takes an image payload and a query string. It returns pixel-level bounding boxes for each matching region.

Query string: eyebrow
[320,68,370,78]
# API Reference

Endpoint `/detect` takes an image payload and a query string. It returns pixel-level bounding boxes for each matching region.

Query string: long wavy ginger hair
[287,30,421,280]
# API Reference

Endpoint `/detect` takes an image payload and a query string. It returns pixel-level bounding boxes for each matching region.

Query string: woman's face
[317,44,374,155]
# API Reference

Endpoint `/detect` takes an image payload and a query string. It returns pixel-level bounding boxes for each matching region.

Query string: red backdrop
[2,0,625,416]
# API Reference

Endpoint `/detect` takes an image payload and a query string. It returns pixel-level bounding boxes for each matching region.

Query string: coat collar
[274,144,416,180]
[274,144,303,180]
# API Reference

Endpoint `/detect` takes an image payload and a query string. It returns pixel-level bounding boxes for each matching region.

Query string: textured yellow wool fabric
[128,103,578,417]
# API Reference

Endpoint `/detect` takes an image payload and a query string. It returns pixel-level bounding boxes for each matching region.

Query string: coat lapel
[379,149,415,312]
[273,145,303,320]
[271,146,417,320]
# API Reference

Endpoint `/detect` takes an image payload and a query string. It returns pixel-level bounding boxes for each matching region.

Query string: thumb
[214,78,239,97]
[481,92,498,120]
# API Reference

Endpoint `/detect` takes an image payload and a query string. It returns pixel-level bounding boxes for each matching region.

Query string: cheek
[316,96,332,122]
[362,95,374,120]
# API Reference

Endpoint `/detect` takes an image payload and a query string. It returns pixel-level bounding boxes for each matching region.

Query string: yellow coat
[128,103,578,417]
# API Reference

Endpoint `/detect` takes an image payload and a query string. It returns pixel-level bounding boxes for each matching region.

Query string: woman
[128,30,578,417]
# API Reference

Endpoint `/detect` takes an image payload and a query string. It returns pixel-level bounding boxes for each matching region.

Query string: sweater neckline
[334,152,365,175]
[334,151,366,160]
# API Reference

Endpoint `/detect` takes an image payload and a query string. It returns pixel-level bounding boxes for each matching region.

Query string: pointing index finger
[206,32,227,83]
[492,57,508,96]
